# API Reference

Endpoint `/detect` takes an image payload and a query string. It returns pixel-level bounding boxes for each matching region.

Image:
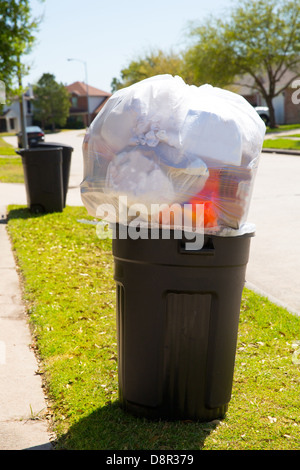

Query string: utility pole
[17,60,28,149]
[67,58,90,127]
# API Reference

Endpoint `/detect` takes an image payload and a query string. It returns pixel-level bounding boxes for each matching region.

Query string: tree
[0,0,42,94]
[0,0,43,142]
[111,49,186,91]
[33,74,70,130]
[184,0,300,127]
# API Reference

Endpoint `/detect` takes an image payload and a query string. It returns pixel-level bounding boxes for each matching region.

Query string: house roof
[66,81,111,97]
[0,106,18,118]
[0,108,10,117]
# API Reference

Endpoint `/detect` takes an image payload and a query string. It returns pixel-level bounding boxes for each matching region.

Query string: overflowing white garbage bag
[81,74,265,234]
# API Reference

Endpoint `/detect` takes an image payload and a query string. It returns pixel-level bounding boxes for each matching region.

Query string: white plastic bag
[81,74,265,233]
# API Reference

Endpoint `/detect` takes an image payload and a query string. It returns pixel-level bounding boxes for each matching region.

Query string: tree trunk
[265,95,277,128]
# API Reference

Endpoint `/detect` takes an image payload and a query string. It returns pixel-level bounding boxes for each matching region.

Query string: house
[0,89,33,133]
[65,81,112,127]
[0,81,111,132]
[233,69,300,125]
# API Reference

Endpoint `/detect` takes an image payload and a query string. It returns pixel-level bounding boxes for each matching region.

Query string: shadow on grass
[2,207,42,224]
[53,401,220,451]
[7,206,60,221]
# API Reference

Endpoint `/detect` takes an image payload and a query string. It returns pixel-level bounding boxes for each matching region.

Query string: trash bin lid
[38,142,74,150]
[16,147,63,156]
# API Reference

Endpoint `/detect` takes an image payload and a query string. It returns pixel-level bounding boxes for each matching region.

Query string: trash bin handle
[179,236,215,255]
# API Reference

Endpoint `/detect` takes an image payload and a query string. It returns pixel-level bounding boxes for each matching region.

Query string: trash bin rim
[113,222,255,240]
[16,147,64,155]
[37,142,74,150]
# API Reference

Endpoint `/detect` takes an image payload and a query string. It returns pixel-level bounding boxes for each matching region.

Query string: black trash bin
[112,227,253,421]
[38,142,73,207]
[17,147,64,213]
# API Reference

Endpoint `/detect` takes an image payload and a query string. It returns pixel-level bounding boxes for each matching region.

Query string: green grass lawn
[0,136,18,156]
[263,138,300,151]
[264,124,300,150]
[266,124,300,133]
[0,156,24,183]
[6,206,300,450]
[0,136,24,183]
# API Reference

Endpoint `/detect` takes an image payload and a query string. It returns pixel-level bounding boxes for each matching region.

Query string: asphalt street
[247,150,300,315]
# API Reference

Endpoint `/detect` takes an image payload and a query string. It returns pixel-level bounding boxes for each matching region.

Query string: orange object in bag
[189,169,220,228]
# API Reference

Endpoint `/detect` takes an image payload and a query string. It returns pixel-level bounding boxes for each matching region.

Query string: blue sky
[24,0,232,93]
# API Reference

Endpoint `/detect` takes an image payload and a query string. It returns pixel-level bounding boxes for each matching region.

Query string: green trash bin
[112,227,254,421]
[17,147,64,213]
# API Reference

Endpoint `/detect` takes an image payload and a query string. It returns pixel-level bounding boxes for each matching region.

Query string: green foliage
[0,0,43,94]
[184,0,300,127]
[33,73,70,130]
[111,49,186,91]
[185,0,300,87]
[110,1,300,128]
[184,17,239,87]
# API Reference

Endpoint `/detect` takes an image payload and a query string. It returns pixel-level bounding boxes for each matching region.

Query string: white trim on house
[0,97,33,133]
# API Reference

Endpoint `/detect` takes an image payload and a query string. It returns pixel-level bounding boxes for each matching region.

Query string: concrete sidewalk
[0,205,53,450]
[0,180,82,449]
[0,132,84,449]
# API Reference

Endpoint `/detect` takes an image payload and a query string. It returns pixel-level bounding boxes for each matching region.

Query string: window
[71,96,78,107]
[27,100,32,114]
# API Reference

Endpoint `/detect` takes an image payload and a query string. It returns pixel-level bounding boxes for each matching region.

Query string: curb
[262,148,300,155]
[245,282,300,318]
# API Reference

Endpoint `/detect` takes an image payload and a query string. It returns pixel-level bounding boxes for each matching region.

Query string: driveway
[2,132,300,315]
[44,130,85,188]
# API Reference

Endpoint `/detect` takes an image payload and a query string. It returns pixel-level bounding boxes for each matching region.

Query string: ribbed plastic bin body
[112,228,253,421]
[38,142,73,207]
[18,147,64,213]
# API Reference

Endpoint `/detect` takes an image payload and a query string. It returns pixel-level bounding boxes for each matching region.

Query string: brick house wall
[284,88,300,124]
[66,82,111,127]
